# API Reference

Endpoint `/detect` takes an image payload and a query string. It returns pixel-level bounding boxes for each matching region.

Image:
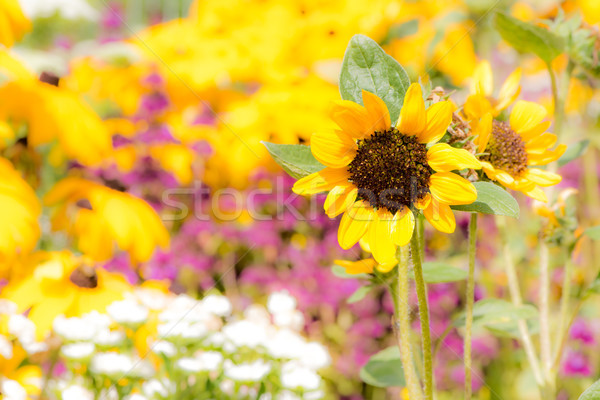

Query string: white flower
[22,340,48,355]
[223,359,271,382]
[61,342,95,360]
[157,321,208,342]
[280,362,322,391]
[267,291,297,315]
[53,313,110,342]
[222,320,268,348]
[204,332,225,347]
[266,329,306,359]
[124,395,149,400]
[19,0,99,21]
[0,300,17,315]
[90,353,143,377]
[0,335,13,359]
[197,351,223,372]
[175,357,203,373]
[94,329,125,347]
[8,315,36,344]
[107,299,149,325]
[299,342,331,370]
[201,294,232,317]
[244,305,271,325]
[1,379,27,400]
[142,379,173,398]
[134,288,170,311]
[61,384,94,400]
[151,340,177,357]
[273,310,305,331]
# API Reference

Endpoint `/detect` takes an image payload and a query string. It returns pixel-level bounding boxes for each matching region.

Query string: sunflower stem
[411,232,433,400]
[553,253,573,370]
[464,213,478,400]
[539,236,556,397]
[390,245,423,400]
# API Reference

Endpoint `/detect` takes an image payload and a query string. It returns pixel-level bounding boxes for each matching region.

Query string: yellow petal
[362,90,391,132]
[463,93,493,121]
[527,144,567,166]
[337,201,374,250]
[494,169,515,186]
[471,60,493,96]
[424,200,456,233]
[524,186,548,202]
[334,258,376,275]
[397,83,426,135]
[415,193,431,210]
[311,130,357,168]
[324,185,358,217]
[429,172,477,205]
[496,67,521,111]
[418,101,453,144]
[392,207,415,246]
[520,121,551,142]
[509,101,548,134]
[329,100,370,139]
[427,143,481,172]
[292,168,349,195]
[525,133,557,154]
[475,113,493,153]
[367,209,397,265]
[525,168,562,187]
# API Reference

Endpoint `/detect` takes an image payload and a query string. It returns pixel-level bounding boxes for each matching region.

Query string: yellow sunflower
[292,84,481,266]
[463,60,521,121]
[474,101,566,202]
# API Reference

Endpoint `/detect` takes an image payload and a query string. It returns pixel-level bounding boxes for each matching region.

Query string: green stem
[391,245,423,399]
[411,232,433,400]
[539,237,555,397]
[553,254,573,371]
[464,213,478,400]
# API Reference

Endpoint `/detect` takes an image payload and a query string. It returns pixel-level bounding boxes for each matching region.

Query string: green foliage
[419,262,467,283]
[339,34,411,122]
[579,379,600,400]
[584,225,600,240]
[359,346,406,388]
[494,12,564,64]
[261,143,324,179]
[331,265,369,279]
[451,182,520,218]
[347,286,373,304]
[559,140,590,167]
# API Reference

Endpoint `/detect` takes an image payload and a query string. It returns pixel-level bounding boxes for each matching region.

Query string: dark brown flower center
[69,265,98,289]
[480,121,528,177]
[348,128,432,215]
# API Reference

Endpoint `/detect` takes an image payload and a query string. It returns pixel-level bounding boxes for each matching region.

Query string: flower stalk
[464,213,478,400]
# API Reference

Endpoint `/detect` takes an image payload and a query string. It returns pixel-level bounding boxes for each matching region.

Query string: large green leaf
[339,34,411,122]
[579,379,600,400]
[454,298,538,329]
[359,346,406,388]
[262,142,324,179]
[451,182,520,218]
[558,140,590,167]
[347,285,372,304]
[420,262,467,283]
[495,12,564,64]
[584,226,600,240]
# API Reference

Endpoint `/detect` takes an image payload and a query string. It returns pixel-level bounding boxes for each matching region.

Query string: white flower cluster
[3,290,331,399]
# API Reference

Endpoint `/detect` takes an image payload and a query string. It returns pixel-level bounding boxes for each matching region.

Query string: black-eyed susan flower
[463,60,521,121]
[474,101,566,202]
[293,84,481,266]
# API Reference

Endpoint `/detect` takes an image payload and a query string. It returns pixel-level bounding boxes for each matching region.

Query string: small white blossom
[107,299,148,325]
[53,313,110,342]
[175,357,203,373]
[142,379,173,398]
[61,384,94,400]
[8,315,36,344]
[243,305,271,325]
[299,342,331,370]
[0,300,17,315]
[61,342,95,361]
[266,329,306,359]
[0,335,13,359]
[22,340,48,355]
[223,359,271,382]
[134,288,170,311]
[123,395,149,400]
[90,353,134,376]
[19,0,99,21]
[281,362,322,391]
[201,294,232,317]
[273,310,305,331]
[223,320,268,348]
[1,379,27,400]
[94,329,125,347]
[267,291,297,315]
[151,340,177,357]
[198,351,223,372]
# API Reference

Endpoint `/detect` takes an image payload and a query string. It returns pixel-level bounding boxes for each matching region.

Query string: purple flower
[570,318,596,345]
[561,350,593,377]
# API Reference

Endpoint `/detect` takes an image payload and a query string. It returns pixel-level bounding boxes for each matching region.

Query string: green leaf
[451,182,520,218]
[420,262,467,283]
[558,140,590,167]
[495,12,564,64]
[359,346,406,388]
[585,226,600,240]
[339,34,411,122]
[347,286,372,304]
[579,379,600,400]
[454,298,538,328]
[331,265,369,280]
[384,19,419,43]
[261,142,324,179]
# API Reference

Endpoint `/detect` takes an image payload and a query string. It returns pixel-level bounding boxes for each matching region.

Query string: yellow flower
[2,251,131,339]
[474,101,567,202]
[44,178,170,263]
[0,0,31,47]
[0,158,40,278]
[293,84,480,265]
[463,60,522,121]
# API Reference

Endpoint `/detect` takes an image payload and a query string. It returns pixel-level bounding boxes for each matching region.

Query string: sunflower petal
[496,68,521,111]
[311,130,357,168]
[475,113,493,153]
[367,210,397,265]
[324,185,358,217]
[397,83,426,135]
[362,90,391,132]
[525,168,562,187]
[524,186,548,202]
[292,168,349,195]
[418,101,453,144]
[470,61,493,96]
[334,258,376,275]
[528,144,567,166]
[392,207,415,246]
[424,200,456,233]
[510,101,548,134]
[329,100,370,139]
[463,93,494,121]
[525,133,557,154]
[429,172,477,205]
[427,143,481,172]
[337,201,374,249]
[520,121,551,142]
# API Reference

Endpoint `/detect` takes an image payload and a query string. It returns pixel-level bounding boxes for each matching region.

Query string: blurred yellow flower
[3,251,131,338]
[44,178,170,263]
[0,0,31,47]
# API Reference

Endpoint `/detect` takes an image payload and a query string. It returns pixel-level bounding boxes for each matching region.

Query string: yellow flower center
[348,128,432,214]
[69,265,99,289]
[481,121,528,177]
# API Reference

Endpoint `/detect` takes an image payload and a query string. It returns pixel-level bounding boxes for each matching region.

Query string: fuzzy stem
[391,245,423,399]
[411,232,433,400]
[539,238,555,397]
[464,213,478,400]
[553,255,573,370]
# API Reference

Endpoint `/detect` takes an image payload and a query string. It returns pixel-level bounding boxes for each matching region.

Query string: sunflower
[2,251,132,339]
[463,60,521,121]
[474,101,566,202]
[292,84,481,266]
